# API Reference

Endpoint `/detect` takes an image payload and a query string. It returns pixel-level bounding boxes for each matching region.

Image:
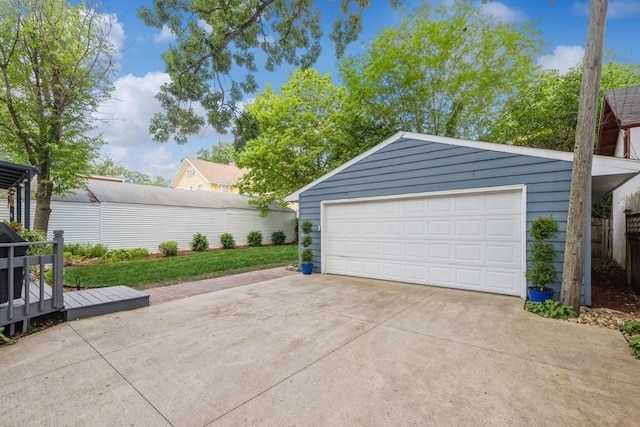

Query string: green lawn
[64,245,298,289]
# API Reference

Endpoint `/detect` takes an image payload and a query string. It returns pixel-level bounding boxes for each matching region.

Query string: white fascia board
[592,154,640,176]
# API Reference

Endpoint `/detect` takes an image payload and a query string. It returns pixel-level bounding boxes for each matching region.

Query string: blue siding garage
[287,132,640,303]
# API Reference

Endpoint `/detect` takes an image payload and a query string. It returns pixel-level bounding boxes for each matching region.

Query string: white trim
[286,131,640,201]
[320,185,527,298]
[520,185,528,299]
[321,184,525,206]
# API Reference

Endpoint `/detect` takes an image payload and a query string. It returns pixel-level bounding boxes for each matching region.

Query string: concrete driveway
[2,275,639,426]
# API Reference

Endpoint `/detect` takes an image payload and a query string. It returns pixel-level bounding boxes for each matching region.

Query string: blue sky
[91,0,640,181]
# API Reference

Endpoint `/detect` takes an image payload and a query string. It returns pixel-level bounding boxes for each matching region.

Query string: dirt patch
[591,257,640,316]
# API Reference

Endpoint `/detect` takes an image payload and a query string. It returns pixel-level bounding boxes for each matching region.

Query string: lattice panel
[627,215,640,235]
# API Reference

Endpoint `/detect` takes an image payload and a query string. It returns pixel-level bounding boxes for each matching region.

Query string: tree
[138,0,400,143]
[231,110,259,152]
[236,68,346,212]
[561,0,608,313]
[339,0,541,140]
[0,0,116,232]
[488,62,640,152]
[197,142,236,164]
[90,155,166,186]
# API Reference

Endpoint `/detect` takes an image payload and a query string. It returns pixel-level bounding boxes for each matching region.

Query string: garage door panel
[323,189,524,297]
[428,221,452,237]
[456,244,483,262]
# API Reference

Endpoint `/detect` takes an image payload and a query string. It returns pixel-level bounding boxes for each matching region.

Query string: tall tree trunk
[560,0,608,313]
[33,167,53,233]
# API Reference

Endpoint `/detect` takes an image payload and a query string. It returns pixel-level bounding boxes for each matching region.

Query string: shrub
[525,300,577,320]
[99,248,150,263]
[300,219,313,265]
[526,216,560,290]
[158,241,179,257]
[247,231,263,247]
[271,231,286,246]
[629,336,640,359]
[301,248,314,263]
[191,232,209,252]
[88,243,108,258]
[65,243,88,257]
[301,219,313,235]
[17,229,52,255]
[220,233,235,249]
[620,320,640,335]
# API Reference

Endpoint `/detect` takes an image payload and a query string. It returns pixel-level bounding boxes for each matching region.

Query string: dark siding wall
[299,137,575,295]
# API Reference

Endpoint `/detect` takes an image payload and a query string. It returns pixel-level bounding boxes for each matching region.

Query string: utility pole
[561,0,608,313]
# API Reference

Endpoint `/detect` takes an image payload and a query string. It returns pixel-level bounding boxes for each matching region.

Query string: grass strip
[64,245,297,289]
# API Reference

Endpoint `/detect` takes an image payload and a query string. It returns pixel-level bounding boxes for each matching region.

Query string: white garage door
[322,188,525,296]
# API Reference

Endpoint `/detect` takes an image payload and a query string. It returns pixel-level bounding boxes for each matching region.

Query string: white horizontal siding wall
[0,198,296,252]
[99,203,226,251]
[225,209,296,246]
[47,202,101,243]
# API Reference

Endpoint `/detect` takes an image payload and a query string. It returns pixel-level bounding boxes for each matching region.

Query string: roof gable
[185,158,246,185]
[286,131,640,202]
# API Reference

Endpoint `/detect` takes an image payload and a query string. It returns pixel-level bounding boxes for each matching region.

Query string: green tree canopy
[488,61,640,152]
[236,68,346,212]
[0,0,116,231]
[90,155,166,186]
[138,0,400,144]
[197,142,236,165]
[339,0,542,140]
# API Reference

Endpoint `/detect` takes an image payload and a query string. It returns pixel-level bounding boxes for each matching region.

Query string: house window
[187,168,195,178]
[221,185,229,193]
[197,184,203,191]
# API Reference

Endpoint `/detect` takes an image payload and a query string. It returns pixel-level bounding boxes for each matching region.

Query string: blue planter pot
[300,263,313,275]
[527,287,555,302]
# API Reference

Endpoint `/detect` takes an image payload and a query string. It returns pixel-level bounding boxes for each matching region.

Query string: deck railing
[0,230,64,335]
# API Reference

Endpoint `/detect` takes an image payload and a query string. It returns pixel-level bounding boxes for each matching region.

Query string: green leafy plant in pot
[526,216,559,302]
[300,219,314,274]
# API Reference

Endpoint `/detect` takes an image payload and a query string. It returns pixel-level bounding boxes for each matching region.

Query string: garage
[322,187,524,296]
[287,132,640,303]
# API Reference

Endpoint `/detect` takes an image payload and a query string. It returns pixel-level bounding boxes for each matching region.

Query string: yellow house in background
[170,158,246,194]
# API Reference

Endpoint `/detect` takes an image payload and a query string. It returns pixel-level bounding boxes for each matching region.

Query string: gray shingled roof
[604,85,640,127]
[54,180,292,212]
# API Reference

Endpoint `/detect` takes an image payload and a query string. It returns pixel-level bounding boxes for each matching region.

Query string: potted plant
[300,219,314,274]
[526,216,559,302]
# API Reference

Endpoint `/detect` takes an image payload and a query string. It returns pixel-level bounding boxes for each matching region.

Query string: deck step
[63,286,149,321]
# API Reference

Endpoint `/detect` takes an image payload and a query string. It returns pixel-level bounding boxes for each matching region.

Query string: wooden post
[561,0,608,313]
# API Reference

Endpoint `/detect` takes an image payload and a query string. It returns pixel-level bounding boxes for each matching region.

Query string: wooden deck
[63,286,149,321]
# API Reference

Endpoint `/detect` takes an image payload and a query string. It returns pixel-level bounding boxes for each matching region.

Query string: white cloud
[95,12,125,58]
[197,19,213,34]
[480,1,527,23]
[92,72,226,180]
[572,1,640,18]
[537,45,585,75]
[154,25,175,43]
[140,146,180,178]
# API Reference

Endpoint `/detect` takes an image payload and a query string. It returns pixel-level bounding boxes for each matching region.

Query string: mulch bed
[591,257,640,315]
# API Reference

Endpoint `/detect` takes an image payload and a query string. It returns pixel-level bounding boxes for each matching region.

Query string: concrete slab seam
[67,322,176,426]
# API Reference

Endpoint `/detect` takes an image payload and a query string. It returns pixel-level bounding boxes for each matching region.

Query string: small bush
[301,235,312,248]
[301,248,313,263]
[158,241,179,257]
[301,219,313,235]
[88,243,108,258]
[620,320,640,335]
[247,231,263,247]
[530,216,560,240]
[220,233,235,249]
[629,336,640,359]
[65,243,88,257]
[17,229,52,255]
[271,231,286,246]
[525,300,577,320]
[99,248,150,263]
[191,232,209,252]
